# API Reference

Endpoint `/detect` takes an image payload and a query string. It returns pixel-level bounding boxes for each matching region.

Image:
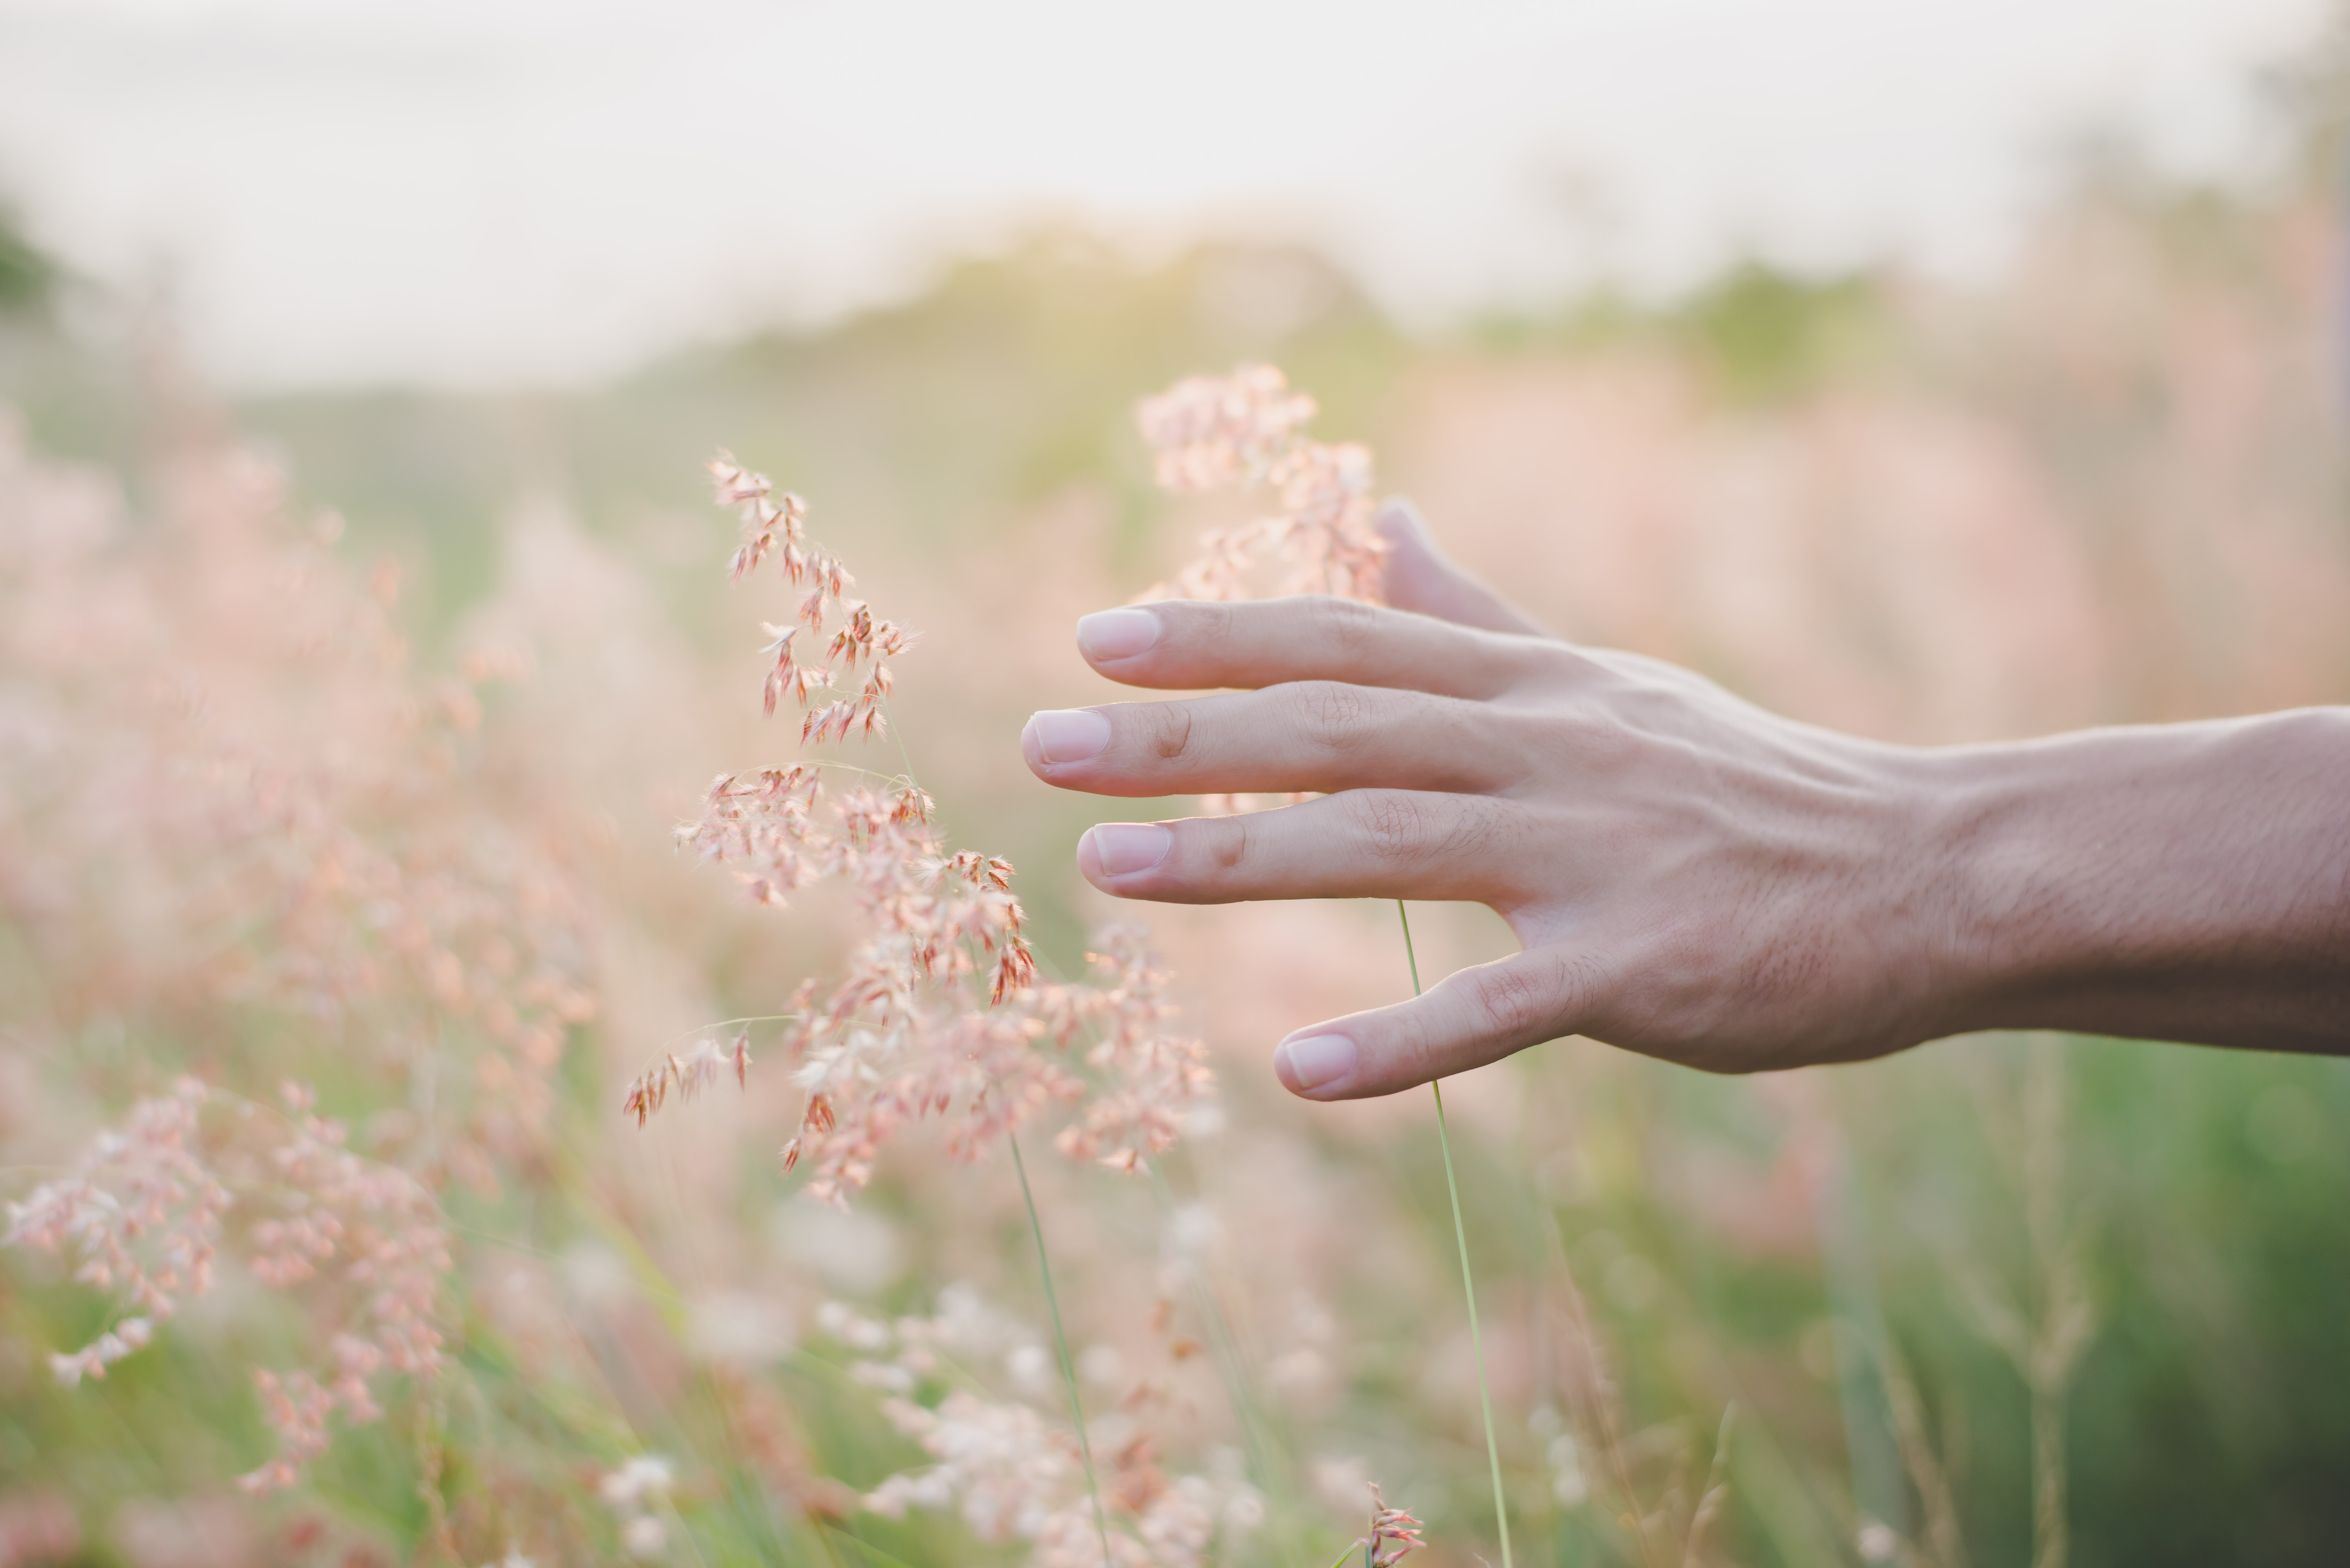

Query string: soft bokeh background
[3,3,2349,1566]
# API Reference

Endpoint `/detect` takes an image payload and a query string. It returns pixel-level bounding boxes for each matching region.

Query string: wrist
[1894,711,2350,1052]
[1859,740,2018,1048]
[1900,740,2060,1040]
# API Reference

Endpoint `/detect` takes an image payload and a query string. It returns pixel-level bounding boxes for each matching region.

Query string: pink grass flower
[4,1077,449,1492]
[638,457,1214,1202]
[1360,1484,1426,1566]
[1135,366,1387,604]
[845,1290,1258,1568]
[6,1078,227,1385]
[0,416,589,1498]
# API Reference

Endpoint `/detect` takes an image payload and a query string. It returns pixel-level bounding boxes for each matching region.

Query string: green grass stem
[1010,1133,1112,1566]
[1398,901,1513,1568]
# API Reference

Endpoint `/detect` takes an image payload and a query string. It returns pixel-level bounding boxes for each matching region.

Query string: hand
[1022,501,1959,1098]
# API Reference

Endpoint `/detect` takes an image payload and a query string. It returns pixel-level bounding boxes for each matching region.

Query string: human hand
[1023,501,1959,1099]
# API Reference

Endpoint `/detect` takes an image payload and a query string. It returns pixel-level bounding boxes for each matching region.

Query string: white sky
[0,0,2331,388]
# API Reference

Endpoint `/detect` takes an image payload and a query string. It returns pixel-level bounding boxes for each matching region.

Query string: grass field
[3,144,2348,1568]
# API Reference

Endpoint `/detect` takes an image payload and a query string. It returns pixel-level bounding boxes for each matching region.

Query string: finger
[1073,591,1534,701]
[1270,946,1600,1099]
[1376,497,1550,638]
[1073,791,1537,904]
[1024,682,1520,798]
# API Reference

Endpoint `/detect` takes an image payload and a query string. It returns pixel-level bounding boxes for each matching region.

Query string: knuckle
[1461,959,1561,1041]
[1143,816,1249,905]
[1342,789,1502,868]
[1529,702,1635,774]
[1304,593,1381,658]
[1583,716,1642,774]
[1529,640,1607,689]
[1288,680,1378,752]
[1613,649,1711,694]
[1468,626,1536,680]
[1189,600,1236,652]
[1207,814,1249,874]
[1496,630,1575,689]
[1347,789,1438,862]
[1139,703,1196,761]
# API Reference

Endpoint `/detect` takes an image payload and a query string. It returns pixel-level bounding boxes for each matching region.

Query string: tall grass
[2,158,2348,1565]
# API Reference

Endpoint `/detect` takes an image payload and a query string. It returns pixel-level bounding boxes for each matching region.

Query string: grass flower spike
[1362,1484,1425,1567]
[1136,366,1387,602]
[636,456,1214,1203]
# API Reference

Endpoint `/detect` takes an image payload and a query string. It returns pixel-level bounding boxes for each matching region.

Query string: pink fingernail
[1076,607,1161,660]
[1025,709,1112,765]
[1375,497,1426,538]
[1276,1034,1358,1094]
[1084,822,1172,877]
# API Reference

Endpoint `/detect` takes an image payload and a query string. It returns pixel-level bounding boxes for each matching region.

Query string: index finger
[1074,595,1538,701]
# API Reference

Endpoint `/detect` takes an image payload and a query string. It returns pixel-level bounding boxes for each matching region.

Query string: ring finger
[1077,789,1540,905]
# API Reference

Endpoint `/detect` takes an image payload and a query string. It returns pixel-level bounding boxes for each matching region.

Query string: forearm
[1918,708,2350,1053]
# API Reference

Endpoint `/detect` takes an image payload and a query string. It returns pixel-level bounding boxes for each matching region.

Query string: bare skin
[1021,501,2350,1101]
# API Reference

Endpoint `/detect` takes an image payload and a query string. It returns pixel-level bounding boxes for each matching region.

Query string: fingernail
[1376,496,1431,546]
[1076,607,1161,660]
[1275,1033,1359,1095]
[1083,822,1172,877]
[1025,708,1112,765]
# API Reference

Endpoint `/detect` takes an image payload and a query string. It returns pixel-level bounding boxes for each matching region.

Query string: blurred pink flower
[6,1078,449,1491]
[1136,366,1387,603]
[847,1290,1255,1568]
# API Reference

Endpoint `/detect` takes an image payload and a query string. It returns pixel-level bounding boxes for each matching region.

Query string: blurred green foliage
[1473,260,1886,402]
[0,204,53,317]
[1675,263,1882,401]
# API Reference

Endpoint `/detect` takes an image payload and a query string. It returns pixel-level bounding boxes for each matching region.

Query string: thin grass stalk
[417,1373,461,1566]
[822,1523,926,1568]
[1880,1337,1968,1568]
[2022,1039,2092,1568]
[1143,1161,1307,1568]
[1515,1059,1654,1565]
[1680,1404,1735,1568]
[1009,1132,1112,1567]
[879,690,1109,1560]
[1536,1192,1660,1568]
[1398,901,1513,1568]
